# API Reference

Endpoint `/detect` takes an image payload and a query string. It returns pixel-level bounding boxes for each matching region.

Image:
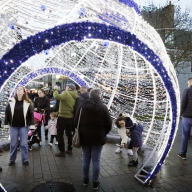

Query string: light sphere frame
[0,0,180,186]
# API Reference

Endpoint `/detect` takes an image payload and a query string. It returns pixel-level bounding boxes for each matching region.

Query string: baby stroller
[28,112,42,151]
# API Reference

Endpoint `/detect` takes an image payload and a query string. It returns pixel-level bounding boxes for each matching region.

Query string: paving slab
[0,122,192,191]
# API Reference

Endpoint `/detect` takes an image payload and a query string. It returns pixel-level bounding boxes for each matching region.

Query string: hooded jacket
[53,90,78,118]
[74,97,112,145]
[180,86,192,117]
[126,121,143,148]
[4,98,35,129]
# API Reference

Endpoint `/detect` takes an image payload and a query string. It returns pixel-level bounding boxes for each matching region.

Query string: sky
[138,0,192,12]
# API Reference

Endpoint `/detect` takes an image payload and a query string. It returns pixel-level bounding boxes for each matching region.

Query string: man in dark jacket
[74,86,89,116]
[27,91,34,102]
[178,77,192,160]
[74,88,112,189]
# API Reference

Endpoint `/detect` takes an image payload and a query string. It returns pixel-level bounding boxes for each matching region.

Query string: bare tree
[141,2,192,70]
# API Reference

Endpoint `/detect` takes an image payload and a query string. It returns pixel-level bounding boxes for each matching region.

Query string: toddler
[45,112,58,147]
[115,115,143,167]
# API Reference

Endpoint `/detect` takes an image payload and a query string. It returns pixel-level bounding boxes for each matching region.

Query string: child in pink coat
[45,112,58,147]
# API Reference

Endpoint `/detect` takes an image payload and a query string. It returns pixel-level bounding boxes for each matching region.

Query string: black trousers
[57,117,74,152]
[36,116,49,140]
[50,135,57,143]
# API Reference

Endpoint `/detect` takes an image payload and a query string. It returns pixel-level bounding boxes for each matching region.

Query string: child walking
[45,112,58,147]
[115,115,143,167]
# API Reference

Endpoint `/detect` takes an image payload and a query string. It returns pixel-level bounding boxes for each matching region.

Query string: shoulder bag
[72,108,82,148]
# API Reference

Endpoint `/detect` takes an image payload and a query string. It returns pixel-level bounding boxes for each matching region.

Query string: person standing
[178,77,192,160]
[74,88,112,189]
[74,86,89,116]
[27,90,34,102]
[34,89,50,141]
[44,112,58,147]
[53,84,78,157]
[4,86,35,166]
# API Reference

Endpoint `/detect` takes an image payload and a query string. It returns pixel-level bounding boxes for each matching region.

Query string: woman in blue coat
[115,115,143,167]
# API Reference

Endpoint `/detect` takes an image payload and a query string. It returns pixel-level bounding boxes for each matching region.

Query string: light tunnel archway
[9,67,90,98]
[0,22,179,184]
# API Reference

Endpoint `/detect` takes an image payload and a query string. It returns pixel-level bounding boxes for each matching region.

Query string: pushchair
[28,112,43,151]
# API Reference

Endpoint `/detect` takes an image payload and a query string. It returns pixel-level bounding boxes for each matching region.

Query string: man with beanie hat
[179,78,192,160]
[53,83,78,157]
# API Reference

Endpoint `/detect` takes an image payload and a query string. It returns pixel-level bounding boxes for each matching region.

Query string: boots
[128,159,138,167]
[55,151,66,157]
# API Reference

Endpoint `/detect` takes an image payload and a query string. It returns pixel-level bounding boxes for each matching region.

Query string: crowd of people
[2,83,144,190]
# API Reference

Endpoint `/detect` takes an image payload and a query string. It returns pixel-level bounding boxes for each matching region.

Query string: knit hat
[66,83,76,90]
[125,117,134,128]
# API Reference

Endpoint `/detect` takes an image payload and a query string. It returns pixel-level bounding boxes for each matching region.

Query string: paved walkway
[0,124,192,192]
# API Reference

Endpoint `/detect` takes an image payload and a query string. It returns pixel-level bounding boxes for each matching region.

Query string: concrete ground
[0,124,192,192]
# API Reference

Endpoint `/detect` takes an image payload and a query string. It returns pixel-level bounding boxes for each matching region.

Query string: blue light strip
[118,0,140,14]
[10,67,89,97]
[0,22,177,185]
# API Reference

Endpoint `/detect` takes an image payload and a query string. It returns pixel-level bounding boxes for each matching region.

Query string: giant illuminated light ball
[0,0,180,185]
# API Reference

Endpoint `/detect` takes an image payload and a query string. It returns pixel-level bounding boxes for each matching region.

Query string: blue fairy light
[44,50,49,55]
[41,5,46,11]
[78,8,86,16]
[103,42,109,47]
[8,24,15,29]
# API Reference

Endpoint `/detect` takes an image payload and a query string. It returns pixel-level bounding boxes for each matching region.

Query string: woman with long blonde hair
[4,86,35,166]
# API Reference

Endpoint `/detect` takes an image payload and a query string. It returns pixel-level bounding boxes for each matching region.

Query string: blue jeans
[82,145,103,182]
[9,126,28,162]
[181,117,192,154]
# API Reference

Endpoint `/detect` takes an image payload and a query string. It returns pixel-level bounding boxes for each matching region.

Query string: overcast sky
[138,0,192,12]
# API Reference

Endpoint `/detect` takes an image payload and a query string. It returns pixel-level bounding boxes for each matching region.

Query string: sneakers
[66,150,72,155]
[9,161,15,166]
[178,153,187,160]
[48,143,53,147]
[55,152,66,157]
[127,149,133,156]
[39,141,42,146]
[115,147,122,153]
[45,136,48,140]
[28,146,33,151]
[23,161,29,166]
[55,141,58,145]
[93,182,100,189]
[83,178,89,186]
[128,160,138,167]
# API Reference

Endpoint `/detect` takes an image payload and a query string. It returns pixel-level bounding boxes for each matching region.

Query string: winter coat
[45,119,57,135]
[4,98,35,129]
[34,96,50,120]
[128,124,143,148]
[180,86,192,117]
[74,96,112,145]
[74,92,89,116]
[53,90,78,118]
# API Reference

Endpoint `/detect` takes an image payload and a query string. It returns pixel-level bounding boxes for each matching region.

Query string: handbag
[72,108,82,148]
[34,112,42,122]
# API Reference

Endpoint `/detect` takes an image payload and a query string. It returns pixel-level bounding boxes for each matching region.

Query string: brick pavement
[0,124,192,192]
